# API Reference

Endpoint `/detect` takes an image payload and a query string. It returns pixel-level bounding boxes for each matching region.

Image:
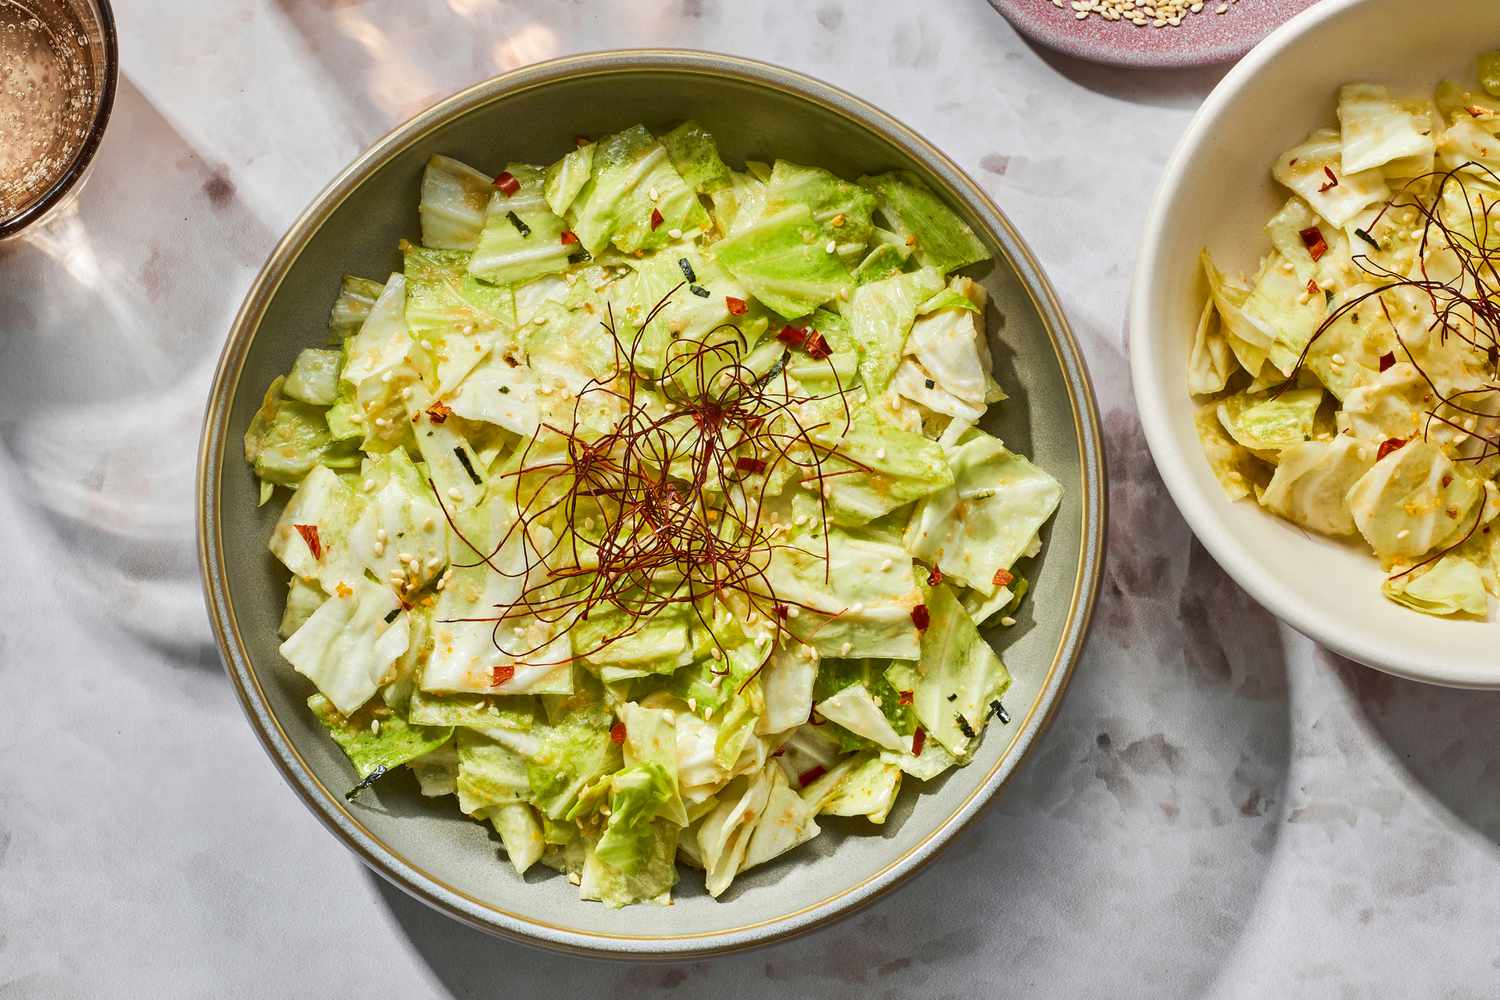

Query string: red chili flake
[491,665,515,687]
[503,353,520,368]
[898,690,914,706]
[1318,166,1340,193]
[293,524,323,561]
[493,170,520,196]
[927,566,944,586]
[804,330,832,360]
[574,134,591,147]
[1289,157,1299,166]
[911,727,926,756]
[1468,105,1491,118]
[911,604,930,630]
[797,765,827,788]
[560,229,579,245]
[772,603,789,620]
[735,456,767,474]
[610,721,627,744]
[1306,278,1320,295]
[1379,352,1396,372]
[772,745,785,757]
[725,296,748,316]
[425,400,453,424]
[776,325,809,349]
[1442,474,1453,488]
[1377,437,1408,461]
[1298,226,1328,261]
[993,567,1015,588]
[649,207,664,231]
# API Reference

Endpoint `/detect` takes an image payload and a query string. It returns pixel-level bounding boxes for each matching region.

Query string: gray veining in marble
[3,1,1499,997]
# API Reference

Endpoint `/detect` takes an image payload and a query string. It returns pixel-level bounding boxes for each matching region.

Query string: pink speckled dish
[989,0,1319,69]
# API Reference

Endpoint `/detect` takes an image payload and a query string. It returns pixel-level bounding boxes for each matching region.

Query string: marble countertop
[4,1,1499,996]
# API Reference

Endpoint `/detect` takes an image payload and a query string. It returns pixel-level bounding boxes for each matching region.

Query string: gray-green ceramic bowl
[197,50,1105,958]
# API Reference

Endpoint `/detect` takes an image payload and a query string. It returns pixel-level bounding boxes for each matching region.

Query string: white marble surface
[4,1,1500,996]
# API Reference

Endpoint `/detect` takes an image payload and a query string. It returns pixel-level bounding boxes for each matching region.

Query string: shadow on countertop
[1330,651,1500,847]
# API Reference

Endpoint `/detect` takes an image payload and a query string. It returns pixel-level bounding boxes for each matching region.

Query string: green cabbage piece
[807,402,953,526]
[268,463,364,595]
[480,802,547,875]
[244,376,339,488]
[1260,437,1374,537]
[279,577,325,640]
[1272,128,1390,227]
[403,242,517,343]
[525,706,622,820]
[1336,83,1435,175]
[580,820,679,907]
[852,241,911,285]
[904,430,1062,595]
[468,164,572,285]
[1187,298,1235,396]
[818,753,903,824]
[567,124,709,254]
[847,266,945,392]
[712,204,854,319]
[284,348,342,406]
[595,763,676,873]
[859,171,990,274]
[280,581,410,715]
[766,526,923,660]
[456,729,531,815]
[1215,387,1323,453]
[543,141,594,216]
[911,581,1009,757]
[708,170,768,236]
[419,154,494,251]
[1348,440,1482,567]
[1383,554,1489,616]
[328,274,385,341]
[765,159,877,257]
[1194,403,1269,502]
[660,120,732,194]
[308,694,452,780]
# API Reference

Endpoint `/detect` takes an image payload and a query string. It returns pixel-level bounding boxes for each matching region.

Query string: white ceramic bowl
[1132,0,1500,689]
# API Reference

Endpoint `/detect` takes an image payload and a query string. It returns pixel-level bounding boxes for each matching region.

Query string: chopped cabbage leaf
[859,171,990,274]
[419,154,493,251]
[1348,440,1482,566]
[713,204,854,319]
[1383,553,1489,617]
[1272,128,1391,227]
[1260,436,1374,536]
[468,164,572,285]
[1216,387,1322,453]
[280,581,410,715]
[1337,84,1436,175]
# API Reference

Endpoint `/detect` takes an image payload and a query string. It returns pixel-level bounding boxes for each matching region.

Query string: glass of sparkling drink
[0,0,116,239]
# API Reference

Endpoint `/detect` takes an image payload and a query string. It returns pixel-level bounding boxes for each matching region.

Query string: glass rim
[0,0,119,240]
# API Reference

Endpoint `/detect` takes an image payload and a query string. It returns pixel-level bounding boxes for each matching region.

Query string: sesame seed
[400,386,412,399]
[1001,615,1017,627]
[1396,529,1410,540]
[876,447,887,460]
[447,487,463,501]
[380,371,393,384]
[371,718,381,735]
[668,228,683,239]
[363,479,376,492]
[1331,353,1345,365]
[373,417,388,428]
[648,186,659,201]
[825,239,837,253]
[881,558,893,570]
[847,602,864,614]
[840,641,853,655]
[788,606,801,619]
[376,528,388,543]
[423,517,436,531]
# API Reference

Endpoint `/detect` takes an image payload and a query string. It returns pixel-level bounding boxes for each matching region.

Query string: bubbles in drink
[0,0,98,221]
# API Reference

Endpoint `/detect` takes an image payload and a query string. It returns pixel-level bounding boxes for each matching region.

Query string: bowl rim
[197,48,1107,956]
[1130,0,1500,690]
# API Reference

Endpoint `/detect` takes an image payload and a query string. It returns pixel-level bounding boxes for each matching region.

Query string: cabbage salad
[1191,54,1500,619]
[244,121,1061,907]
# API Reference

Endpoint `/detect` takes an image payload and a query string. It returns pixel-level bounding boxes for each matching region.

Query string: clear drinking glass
[0,0,116,239]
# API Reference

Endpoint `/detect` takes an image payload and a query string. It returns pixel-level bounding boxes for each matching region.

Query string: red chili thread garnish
[735,456,767,474]
[911,604,930,630]
[1298,226,1328,261]
[725,296,748,316]
[560,229,579,245]
[797,765,827,788]
[897,690,914,706]
[1377,437,1408,461]
[423,282,862,684]
[426,400,453,424]
[1379,352,1395,372]
[927,566,944,586]
[493,170,520,196]
[293,524,323,561]
[992,567,1015,588]
[649,207,664,230]
[610,721,626,744]
[491,665,515,687]
[911,727,926,756]
[1319,166,1340,192]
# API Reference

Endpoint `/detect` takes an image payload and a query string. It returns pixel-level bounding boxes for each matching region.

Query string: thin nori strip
[345,764,388,801]
[678,257,697,283]
[454,447,482,486]
[506,210,531,237]
[689,283,710,298]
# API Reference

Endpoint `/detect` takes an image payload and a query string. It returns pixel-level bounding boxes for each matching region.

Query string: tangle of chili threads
[429,283,872,688]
